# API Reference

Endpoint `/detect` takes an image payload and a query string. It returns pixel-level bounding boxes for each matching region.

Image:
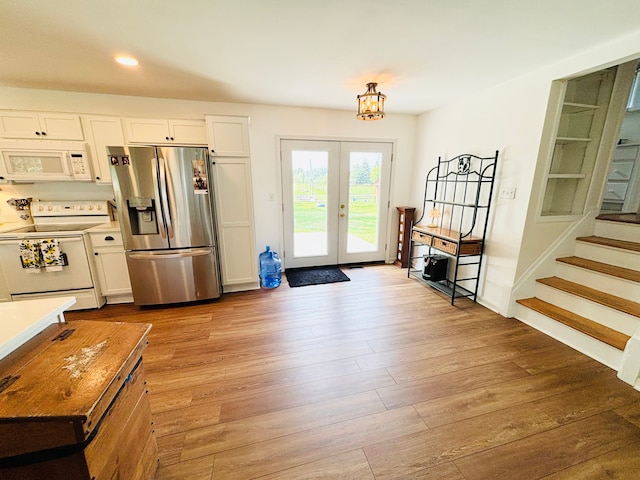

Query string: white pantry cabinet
[88,229,133,304]
[205,115,258,291]
[122,117,207,145]
[0,110,84,140]
[82,115,126,184]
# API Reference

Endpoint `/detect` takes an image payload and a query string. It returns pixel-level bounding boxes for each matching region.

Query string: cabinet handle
[165,136,170,140]
[170,136,174,141]
[41,131,47,136]
[96,176,101,180]
[105,236,115,241]
[35,131,41,136]
[211,149,215,154]
[94,252,99,255]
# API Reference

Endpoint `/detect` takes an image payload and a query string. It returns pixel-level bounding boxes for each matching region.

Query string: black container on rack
[422,255,448,282]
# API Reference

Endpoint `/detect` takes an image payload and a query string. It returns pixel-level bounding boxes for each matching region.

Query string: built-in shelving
[541,68,616,217]
[407,152,498,304]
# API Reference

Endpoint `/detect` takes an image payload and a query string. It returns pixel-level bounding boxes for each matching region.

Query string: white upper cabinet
[206,115,250,157]
[122,117,207,145]
[82,115,126,184]
[0,111,84,140]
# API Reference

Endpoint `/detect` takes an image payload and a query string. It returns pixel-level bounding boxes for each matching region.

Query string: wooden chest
[0,320,157,480]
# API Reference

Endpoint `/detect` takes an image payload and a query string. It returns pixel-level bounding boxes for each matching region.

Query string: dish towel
[40,239,65,272]
[19,240,42,273]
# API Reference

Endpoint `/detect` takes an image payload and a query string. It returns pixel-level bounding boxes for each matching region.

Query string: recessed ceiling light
[115,56,139,66]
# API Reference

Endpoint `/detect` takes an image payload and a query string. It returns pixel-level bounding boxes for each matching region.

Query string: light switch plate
[499,186,516,199]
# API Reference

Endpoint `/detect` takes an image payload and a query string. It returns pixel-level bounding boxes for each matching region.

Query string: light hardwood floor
[66,264,640,479]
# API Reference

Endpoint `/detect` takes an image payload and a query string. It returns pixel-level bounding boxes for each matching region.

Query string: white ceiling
[2,0,640,115]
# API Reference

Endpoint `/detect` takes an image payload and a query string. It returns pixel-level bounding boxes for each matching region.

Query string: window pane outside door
[291,150,328,258]
[347,151,383,254]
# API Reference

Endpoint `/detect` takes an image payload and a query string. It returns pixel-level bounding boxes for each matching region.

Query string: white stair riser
[595,221,640,243]
[574,243,640,269]
[516,304,623,370]
[535,282,639,336]
[556,262,640,299]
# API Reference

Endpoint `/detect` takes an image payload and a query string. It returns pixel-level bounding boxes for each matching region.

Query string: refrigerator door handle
[128,248,212,260]
[158,158,174,239]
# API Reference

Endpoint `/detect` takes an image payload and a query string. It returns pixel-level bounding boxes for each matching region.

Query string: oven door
[0,236,93,294]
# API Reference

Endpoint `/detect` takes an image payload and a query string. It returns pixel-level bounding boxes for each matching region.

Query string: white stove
[0,201,111,310]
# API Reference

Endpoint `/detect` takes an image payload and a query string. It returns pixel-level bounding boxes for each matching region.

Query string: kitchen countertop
[87,221,120,233]
[0,296,76,360]
[0,222,21,233]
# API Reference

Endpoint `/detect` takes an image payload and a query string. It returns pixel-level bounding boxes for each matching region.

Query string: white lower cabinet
[89,231,133,304]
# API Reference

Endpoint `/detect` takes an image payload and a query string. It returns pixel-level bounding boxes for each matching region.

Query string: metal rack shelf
[408,152,498,304]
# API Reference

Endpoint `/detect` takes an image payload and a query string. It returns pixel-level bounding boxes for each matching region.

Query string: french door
[281,139,393,268]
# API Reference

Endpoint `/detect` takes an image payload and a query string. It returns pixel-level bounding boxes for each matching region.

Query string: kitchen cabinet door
[123,117,207,144]
[0,111,84,140]
[212,161,258,291]
[168,119,207,144]
[89,231,133,302]
[206,115,250,156]
[123,117,170,143]
[82,115,125,184]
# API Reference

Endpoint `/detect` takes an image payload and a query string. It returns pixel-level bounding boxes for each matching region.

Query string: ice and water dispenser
[126,197,159,235]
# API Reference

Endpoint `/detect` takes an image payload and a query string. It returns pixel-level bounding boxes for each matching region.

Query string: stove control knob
[47,205,53,211]
[78,205,84,210]
[89,205,94,211]
[96,204,102,210]
[38,205,44,211]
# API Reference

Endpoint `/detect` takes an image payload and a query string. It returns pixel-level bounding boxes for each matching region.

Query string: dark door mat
[285,266,350,287]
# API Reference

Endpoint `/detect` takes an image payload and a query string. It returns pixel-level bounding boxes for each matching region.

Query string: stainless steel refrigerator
[107,145,221,305]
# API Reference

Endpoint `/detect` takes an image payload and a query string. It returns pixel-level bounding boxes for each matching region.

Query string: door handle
[340,213,345,217]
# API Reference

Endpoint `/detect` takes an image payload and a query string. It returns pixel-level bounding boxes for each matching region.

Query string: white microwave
[0,140,92,182]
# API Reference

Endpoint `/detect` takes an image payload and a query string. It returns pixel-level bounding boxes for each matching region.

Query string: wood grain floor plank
[539,441,640,480]
[156,454,214,480]
[533,375,640,424]
[217,368,396,423]
[181,391,386,461]
[364,403,559,479]
[212,406,427,479]
[414,371,579,428]
[255,449,376,480]
[454,411,640,480]
[376,360,530,409]
[191,357,362,405]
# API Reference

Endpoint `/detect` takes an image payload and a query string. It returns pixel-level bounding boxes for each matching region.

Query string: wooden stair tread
[556,256,640,284]
[537,277,640,318]
[576,235,640,253]
[516,297,631,351]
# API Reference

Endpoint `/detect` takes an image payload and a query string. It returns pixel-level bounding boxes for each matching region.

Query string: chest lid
[0,320,151,453]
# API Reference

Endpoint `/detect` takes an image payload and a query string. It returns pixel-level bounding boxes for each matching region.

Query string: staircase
[516,219,640,389]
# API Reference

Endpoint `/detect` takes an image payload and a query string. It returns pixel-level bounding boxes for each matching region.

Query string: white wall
[0,87,417,260]
[411,29,640,315]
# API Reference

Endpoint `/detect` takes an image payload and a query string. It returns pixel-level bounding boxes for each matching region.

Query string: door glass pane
[291,150,328,257]
[347,152,382,253]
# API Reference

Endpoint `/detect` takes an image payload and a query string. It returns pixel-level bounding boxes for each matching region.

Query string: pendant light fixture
[356,82,386,120]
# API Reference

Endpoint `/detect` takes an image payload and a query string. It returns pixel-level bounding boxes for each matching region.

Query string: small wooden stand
[395,206,415,268]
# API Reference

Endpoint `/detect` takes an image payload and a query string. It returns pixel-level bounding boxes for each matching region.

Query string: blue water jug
[259,246,282,288]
